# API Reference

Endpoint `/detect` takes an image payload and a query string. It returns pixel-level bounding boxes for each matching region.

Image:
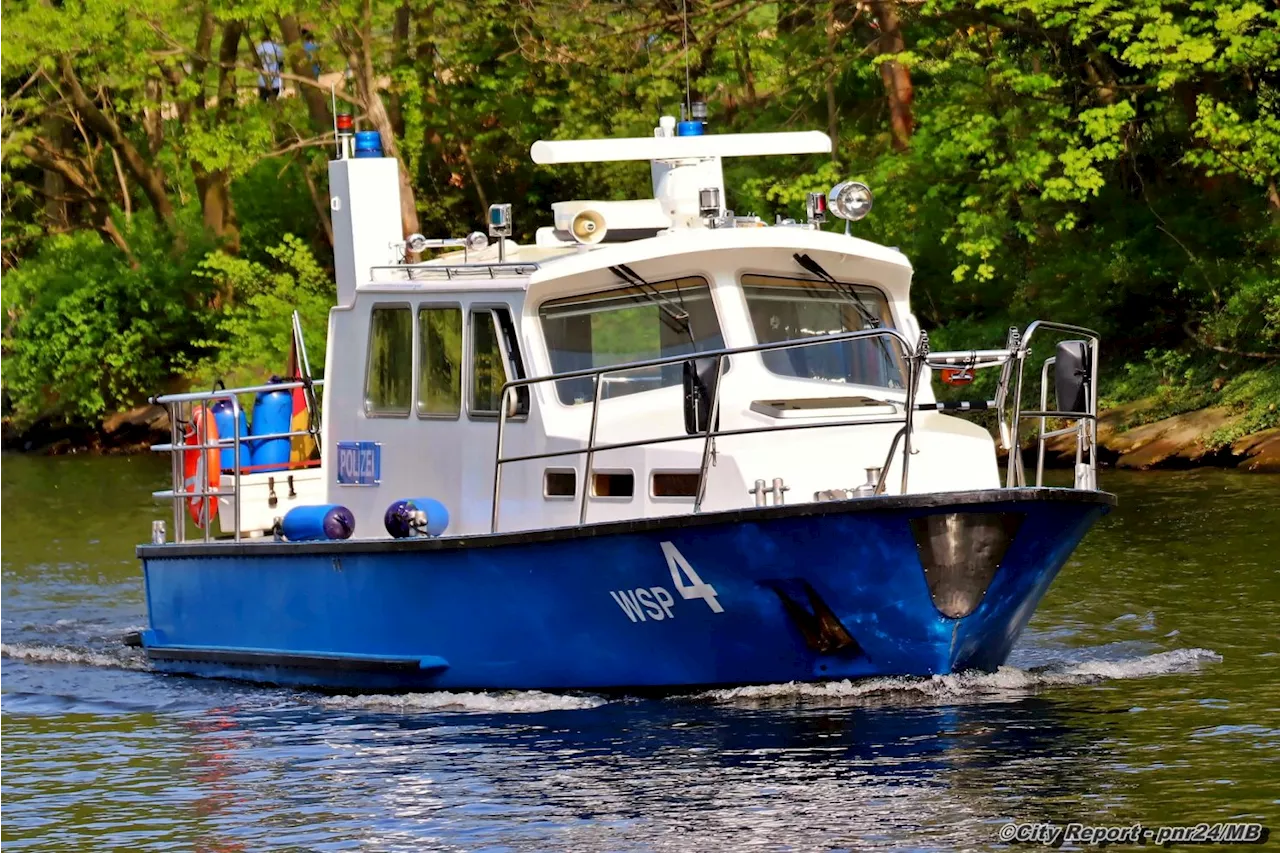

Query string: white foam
[320,690,609,714]
[699,648,1222,707]
[0,642,148,671]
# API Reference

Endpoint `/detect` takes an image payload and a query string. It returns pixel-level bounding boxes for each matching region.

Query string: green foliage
[1,213,218,427]
[1207,370,1280,447]
[193,234,332,386]
[2,0,1278,446]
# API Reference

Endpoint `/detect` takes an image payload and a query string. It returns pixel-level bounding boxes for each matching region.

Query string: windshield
[540,276,725,404]
[741,274,904,389]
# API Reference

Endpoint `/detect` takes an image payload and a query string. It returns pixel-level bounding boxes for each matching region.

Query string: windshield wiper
[792,253,900,381]
[610,264,694,341]
[793,253,882,329]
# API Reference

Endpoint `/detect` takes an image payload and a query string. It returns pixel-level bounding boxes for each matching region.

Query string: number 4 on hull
[660,541,724,613]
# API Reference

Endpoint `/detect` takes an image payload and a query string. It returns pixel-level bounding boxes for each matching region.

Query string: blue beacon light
[353,131,384,158]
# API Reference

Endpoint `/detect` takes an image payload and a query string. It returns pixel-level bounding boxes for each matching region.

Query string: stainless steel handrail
[490,327,922,532]
[152,379,323,404]
[1007,320,1100,488]
[488,319,1102,532]
[149,379,324,543]
[368,262,539,281]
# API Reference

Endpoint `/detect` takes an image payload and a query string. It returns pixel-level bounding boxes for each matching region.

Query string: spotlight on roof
[827,181,873,221]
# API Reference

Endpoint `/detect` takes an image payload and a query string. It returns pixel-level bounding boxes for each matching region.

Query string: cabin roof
[528,227,911,284]
[361,226,912,297]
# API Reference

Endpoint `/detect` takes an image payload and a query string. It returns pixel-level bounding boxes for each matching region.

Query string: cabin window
[741,274,905,389]
[539,276,724,405]
[418,305,462,417]
[364,304,413,416]
[544,469,576,498]
[591,471,635,498]
[652,471,700,498]
[469,307,529,416]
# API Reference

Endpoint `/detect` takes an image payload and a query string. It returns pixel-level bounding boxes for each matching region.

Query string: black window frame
[467,305,529,419]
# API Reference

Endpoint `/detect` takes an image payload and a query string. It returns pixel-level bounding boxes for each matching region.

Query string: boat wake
[0,642,149,672]
[699,647,1222,708]
[314,648,1220,715]
[319,690,609,714]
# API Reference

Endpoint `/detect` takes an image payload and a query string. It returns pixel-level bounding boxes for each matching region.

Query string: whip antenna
[330,85,339,157]
[682,0,691,118]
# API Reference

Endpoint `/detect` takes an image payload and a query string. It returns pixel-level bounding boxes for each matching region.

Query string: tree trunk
[192,21,242,249]
[280,15,333,132]
[870,0,913,151]
[57,56,176,227]
[343,5,420,237]
[143,79,165,154]
[825,0,840,159]
[22,142,132,260]
[302,162,335,248]
[388,0,411,138]
[195,172,238,251]
[40,116,69,227]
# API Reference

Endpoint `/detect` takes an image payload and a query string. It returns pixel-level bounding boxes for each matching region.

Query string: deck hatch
[910,512,1023,619]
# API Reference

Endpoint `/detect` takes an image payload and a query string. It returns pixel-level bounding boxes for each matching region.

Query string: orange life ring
[182,407,220,527]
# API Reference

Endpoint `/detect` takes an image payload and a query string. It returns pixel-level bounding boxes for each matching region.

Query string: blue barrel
[354,131,383,158]
[384,497,450,538]
[282,505,355,541]
[210,398,250,472]
[249,379,291,473]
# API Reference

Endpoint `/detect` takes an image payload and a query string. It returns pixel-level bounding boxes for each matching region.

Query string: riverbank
[1042,402,1280,473]
[0,404,172,456]
[5,400,1278,473]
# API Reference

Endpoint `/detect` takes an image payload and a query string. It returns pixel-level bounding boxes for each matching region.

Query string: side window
[469,307,529,417]
[418,305,462,417]
[365,305,412,416]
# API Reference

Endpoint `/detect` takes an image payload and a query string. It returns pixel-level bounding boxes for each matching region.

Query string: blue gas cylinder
[383,497,450,538]
[210,398,251,472]
[249,378,291,473]
[282,505,355,541]
[354,131,383,158]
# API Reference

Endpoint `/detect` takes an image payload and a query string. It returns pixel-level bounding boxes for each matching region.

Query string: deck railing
[149,378,323,544]
[145,320,1098,541]
[490,327,925,533]
[490,321,1100,533]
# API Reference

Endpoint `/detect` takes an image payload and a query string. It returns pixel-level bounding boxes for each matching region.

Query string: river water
[2,454,1276,851]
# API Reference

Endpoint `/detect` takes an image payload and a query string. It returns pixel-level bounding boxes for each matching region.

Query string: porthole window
[365,305,413,416]
[544,469,576,498]
[592,471,635,498]
[652,471,700,498]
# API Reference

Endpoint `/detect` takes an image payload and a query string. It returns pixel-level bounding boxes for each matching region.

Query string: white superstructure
[315,120,1001,537]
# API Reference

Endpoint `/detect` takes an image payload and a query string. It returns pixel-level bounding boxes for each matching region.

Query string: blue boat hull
[136,488,1113,691]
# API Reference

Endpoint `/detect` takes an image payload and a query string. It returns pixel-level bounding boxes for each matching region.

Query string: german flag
[286,335,317,465]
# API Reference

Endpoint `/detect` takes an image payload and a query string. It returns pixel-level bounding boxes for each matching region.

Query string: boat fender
[209,385,251,472]
[384,497,450,538]
[282,504,356,541]
[249,377,292,474]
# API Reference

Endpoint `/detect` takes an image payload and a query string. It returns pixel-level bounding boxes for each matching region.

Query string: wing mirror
[1054,340,1091,413]
[682,357,722,434]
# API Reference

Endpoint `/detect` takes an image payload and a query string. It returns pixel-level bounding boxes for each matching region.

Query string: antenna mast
[681,0,691,118]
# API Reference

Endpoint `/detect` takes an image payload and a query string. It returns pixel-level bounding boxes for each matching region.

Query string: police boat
[132,115,1114,692]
